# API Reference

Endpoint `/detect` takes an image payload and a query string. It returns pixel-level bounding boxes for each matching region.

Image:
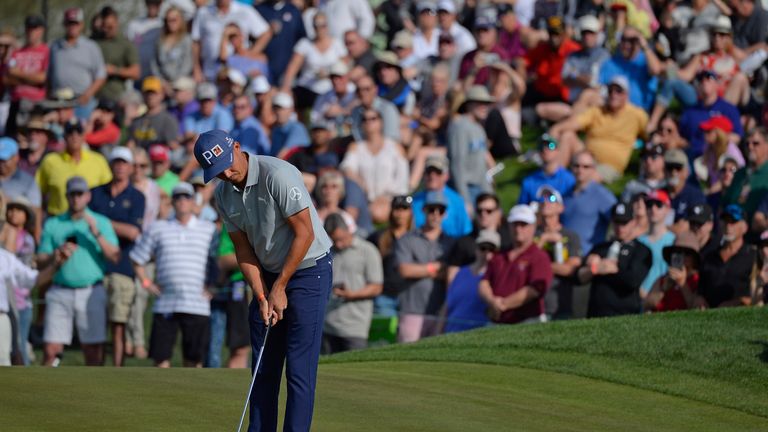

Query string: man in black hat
[577,202,652,317]
[4,14,49,136]
[622,142,667,201]
[685,203,719,257]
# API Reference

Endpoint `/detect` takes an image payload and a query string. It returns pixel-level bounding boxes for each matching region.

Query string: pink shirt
[9,43,50,102]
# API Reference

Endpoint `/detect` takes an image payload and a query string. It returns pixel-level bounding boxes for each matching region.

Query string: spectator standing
[437,0,477,58]
[3,14,49,137]
[191,0,270,82]
[622,143,667,201]
[49,8,107,121]
[322,213,383,354]
[94,7,140,104]
[459,14,510,87]
[448,85,494,208]
[126,76,180,150]
[322,0,376,40]
[149,144,180,197]
[637,190,676,295]
[723,128,768,220]
[480,204,553,324]
[396,190,455,342]
[231,94,270,156]
[444,229,498,333]
[518,134,576,204]
[36,120,112,216]
[131,182,218,368]
[412,2,440,61]
[88,147,145,367]
[310,62,356,134]
[344,30,377,81]
[697,204,756,308]
[40,176,120,366]
[169,77,199,137]
[270,92,310,159]
[150,6,193,91]
[350,75,401,143]
[411,155,473,237]
[126,0,163,81]
[0,137,42,234]
[255,0,307,85]
[665,149,706,229]
[214,229,252,368]
[686,203,719,258]
[577,202,652,317]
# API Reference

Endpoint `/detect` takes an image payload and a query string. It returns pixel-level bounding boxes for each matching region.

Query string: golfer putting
[194,130,333,432]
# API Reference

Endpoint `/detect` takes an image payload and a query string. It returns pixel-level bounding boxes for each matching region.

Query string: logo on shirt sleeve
[289,187,302,201]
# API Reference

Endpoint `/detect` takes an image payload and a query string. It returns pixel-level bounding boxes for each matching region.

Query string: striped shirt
[130,216,217,316]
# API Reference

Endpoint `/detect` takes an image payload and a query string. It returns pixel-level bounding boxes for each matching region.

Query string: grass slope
[327,307,768,419]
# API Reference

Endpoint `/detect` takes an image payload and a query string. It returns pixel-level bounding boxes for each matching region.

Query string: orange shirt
[526,38,581,101]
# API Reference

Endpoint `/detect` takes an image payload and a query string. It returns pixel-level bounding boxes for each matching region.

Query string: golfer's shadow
[749,340,768,363]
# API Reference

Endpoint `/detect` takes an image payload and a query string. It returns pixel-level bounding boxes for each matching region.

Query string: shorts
[226,281,250,350]
[149,313,210,363]
[44,284,107,345]
[104,273,136,323]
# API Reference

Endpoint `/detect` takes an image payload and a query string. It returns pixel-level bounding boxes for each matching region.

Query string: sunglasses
[571,163,594,169]
[608,86,625,94]
[425,167,444,176]
[478,244,498,253]
[477,207,497,215]
[424,206,446,215]
[665,163,684,172]
[357,86,375,93]
[645,199,665,209]
[362,115,380,122]
[747,140,764,147]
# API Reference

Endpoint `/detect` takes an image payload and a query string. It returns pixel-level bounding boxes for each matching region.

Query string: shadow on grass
[749,340,768,363]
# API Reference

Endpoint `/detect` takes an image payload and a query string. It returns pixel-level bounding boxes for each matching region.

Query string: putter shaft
[237,321,271,432]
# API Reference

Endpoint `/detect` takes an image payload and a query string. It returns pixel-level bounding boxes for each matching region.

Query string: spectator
[131,182,218,368]
[213,229,251,368]
[256,0,307,85]
[270,92,310,159]
[652,112,689,150]
[483,62,525,160]
[0,137,42,235]
[310,62,356,133]
[231,94,270,155]
[524,16,581,122]
[416,33,462,95]
[730,0,768,61]
[40,176,120,366]
[184,82,235,139]
[126,76,180,150]
[534,186,582,320]
[3,14,49,137]
[444,229,498,333]
[169,77,198,137]
[396,190,455,342]
[697,204,756,308]
[84,100,121,152]
[251,76,277,132]
[344,30,377,82]
[685,203,719,259]
[459,14,510,87]
[412,2,440,61]
[678,70,743,158]
[322,213,383,354]
[637,189,676,295]
[350,75,401,143]
[699,115,745,193]
[630,192,651,238]
[577,202,652,317]
[341,108,409,223]
[622,143,667,201]
[518,134,576,204]
[149,144,179,197]
[447,85,494,208]
[374,51,415,114]
[94,7,141,104]
[411,154,472,237]
[150,6,193,91]
[49,8,107,120]
[644,231,702,312]
[36,120,112,216]
[88,147,146,367]
[376,0,408,45]
[281,12,348,112]
[126,0,163,81]
[17,118,55,176]
[665,149,706,229]
[479,204,553,324]
[598,25,662,112]
[314,170,357,230]
[723,128,768,220]
[191,0,270,82]
[218,24,268,82]
[550,75,648,182]
[322,0,376,40]
[437,0,477,58]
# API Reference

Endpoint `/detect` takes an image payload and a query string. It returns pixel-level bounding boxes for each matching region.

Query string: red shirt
[483,243,553,324]
[9,43,50,102]
[85,122,121,148]
[525,38,581,101]
[459,46,512,86]
[655,273,699,312]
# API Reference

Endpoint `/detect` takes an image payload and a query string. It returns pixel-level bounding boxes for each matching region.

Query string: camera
[66,235,78,245]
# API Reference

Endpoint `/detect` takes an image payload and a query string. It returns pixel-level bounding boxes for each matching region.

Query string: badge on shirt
[289,186,302,201]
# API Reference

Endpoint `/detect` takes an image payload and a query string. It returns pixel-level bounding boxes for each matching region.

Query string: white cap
[609,75,630,92]
[578,15,601,33]
[437,0,456,13]
[227,68,247,87]
[329,61,350,76]
[272,92,294,109]
[507,204,537,224]
[109,146,134,164]
[172,76,196,92]
[251,75,271,94]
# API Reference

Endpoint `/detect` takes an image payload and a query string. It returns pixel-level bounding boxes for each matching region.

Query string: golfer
[194,130,332,432]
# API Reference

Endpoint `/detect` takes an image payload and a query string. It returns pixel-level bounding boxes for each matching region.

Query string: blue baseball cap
[194,130,235,183]
[722,204,744,222]
[0,137,19,160]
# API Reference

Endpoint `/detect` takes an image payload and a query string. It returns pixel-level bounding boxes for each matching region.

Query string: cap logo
[202,144,224,165]
[694,206,701,214]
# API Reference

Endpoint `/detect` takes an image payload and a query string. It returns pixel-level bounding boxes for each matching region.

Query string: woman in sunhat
[644,231,702,312]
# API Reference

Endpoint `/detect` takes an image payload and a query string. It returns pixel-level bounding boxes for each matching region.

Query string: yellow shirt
[36,148,113,215]
[577,104,648,173]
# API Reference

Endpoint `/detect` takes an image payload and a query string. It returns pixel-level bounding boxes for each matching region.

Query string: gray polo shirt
[215,153,332,274]
[0,168,42,207]
[324,236,383,339]
[394,230,455,315]
[49,36,107,96]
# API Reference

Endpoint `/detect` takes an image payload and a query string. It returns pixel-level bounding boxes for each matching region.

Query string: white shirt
[413,29,439,61]
[340,138,410,201]
[293,38,348,94]
[0,249,38,313]
[321,0,375,39]
[447,22,477,57]
[191,3,269,80]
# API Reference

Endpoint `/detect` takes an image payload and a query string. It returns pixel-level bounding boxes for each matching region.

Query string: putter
[237,320,272,432]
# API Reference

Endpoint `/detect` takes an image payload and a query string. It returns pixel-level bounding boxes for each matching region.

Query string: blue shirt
[255,2,306,85]
[445,265,489,333]
[341,177,374,237]
[89,183,146,277]
[270,120,310,156]
[599,51,658,111]
[232,116,270,155]
[671,183,706,222]
[170,101,200,136]
[183,104,235,135]
[638,231,676,293]
[518,167,576,205]
[679,97,743,157]
[562,181,617,254]
[412,186,473,238]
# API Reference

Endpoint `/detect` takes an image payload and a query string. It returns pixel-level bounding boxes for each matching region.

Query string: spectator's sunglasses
[478,243,498,253]
[571,162,594,170]
[476,206,498,215]
[607,85,625,94]
[665,163,684,172]
[645,199,665,209]
[424,205,446,215]
[362,114,380,122]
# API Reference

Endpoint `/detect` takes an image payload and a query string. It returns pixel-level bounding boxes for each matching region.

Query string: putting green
[1,361,765,431]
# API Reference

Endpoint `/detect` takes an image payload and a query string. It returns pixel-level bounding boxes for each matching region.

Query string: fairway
[2,308,767,431]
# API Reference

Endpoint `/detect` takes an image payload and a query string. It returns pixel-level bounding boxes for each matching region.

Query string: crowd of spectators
[1,0,767,366]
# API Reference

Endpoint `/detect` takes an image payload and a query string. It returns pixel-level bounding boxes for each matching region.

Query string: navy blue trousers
[248,254,332,432]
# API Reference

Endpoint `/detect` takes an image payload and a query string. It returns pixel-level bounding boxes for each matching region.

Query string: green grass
[3,308,767,431]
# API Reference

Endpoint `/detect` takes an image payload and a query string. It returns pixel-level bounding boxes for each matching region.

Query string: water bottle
[554,241,565,264]
[607,241,621,261]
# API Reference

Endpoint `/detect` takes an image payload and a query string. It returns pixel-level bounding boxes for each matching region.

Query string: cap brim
[202,153,234,183]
